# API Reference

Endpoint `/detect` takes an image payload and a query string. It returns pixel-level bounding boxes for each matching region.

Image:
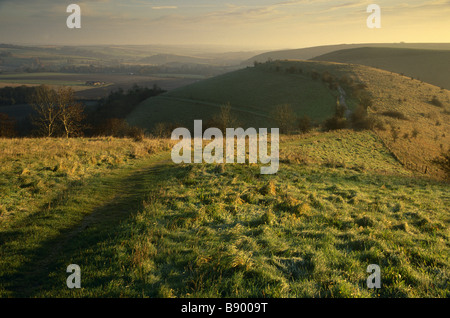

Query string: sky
[0,0,449,50]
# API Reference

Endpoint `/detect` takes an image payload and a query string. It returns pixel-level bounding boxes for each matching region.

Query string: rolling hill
[312,47,450,90]
[127,59,450,179]
[127,60,359,131]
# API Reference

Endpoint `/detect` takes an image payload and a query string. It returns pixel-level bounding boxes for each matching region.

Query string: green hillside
[127,58,450,179]
[127,60,359,131]
[312,47,450,89]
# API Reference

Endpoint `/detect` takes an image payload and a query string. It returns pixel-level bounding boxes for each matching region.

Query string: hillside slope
[127,62,346,131]
[128,59,450,179]
[344,62,450,179]
[312,47,450,89]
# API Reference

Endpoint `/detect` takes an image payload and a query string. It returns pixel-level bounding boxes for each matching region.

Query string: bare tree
[57,87,85,138]
[30,85,85,138]
[214,103,239,131]
[272,104,297,134]
[30,85,61,137]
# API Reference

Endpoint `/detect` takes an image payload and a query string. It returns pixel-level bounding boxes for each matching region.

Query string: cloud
[152,6,177,10]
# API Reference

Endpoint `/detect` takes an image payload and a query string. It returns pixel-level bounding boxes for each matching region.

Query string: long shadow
[3,162,191,297]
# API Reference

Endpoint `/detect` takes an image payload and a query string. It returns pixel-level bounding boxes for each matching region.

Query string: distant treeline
[89,84,165,129]
[0,86,39,105]
[11,63,234,77]
[0,84,166,138]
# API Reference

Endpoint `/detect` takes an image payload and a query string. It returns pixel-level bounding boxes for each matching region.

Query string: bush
[381,111,408,120]
[350,105,375,131]
[152,122,180,138]
[311,71,320,81]
[430,96,444,107]
[323,116,348,131]
[358,91,373,109]
[96,118,145,139]
[390,125,400,142]
[128,126,145,142]
[297,115,312,133]
[272,104,297,134]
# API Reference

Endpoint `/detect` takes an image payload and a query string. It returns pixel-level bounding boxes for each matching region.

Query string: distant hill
[245,43,450,66]
[139,54,213,65]
[312,47,450,89]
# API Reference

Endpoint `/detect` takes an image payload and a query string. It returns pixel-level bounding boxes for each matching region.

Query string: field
[0,72,200,100]
[0,132,448,298]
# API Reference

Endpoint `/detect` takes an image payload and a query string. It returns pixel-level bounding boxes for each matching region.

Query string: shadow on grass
[2,162,191,297]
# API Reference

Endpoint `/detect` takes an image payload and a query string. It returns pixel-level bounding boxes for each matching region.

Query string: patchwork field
[0,73,200,100]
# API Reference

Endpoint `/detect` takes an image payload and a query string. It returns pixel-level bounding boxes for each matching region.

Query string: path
[2,155,176,297]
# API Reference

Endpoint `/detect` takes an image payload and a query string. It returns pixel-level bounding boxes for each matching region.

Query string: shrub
[358,91,373,109]
[390,125,400,142]
[297,115,312,133]
[96,118,130,137]
[323,116,348,131]
[350,105,375,131]
[381,111,408,120]
[213,103,239,132]
[128,126,145,142]
[430,96,444,107]
[321,71,334,84]
[339,75,353,87]
[96,118,145,139]
[272,104,297,134]
[152,122,174,138]
[311,71,320,81]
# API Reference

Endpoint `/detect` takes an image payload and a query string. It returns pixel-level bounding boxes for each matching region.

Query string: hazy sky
[0,0,449,50]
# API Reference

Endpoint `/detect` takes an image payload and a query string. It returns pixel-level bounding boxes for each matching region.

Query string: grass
[0,130,448,298]
[0,137,174,221]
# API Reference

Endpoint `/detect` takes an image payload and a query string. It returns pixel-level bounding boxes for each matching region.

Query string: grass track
[0,152,173,297]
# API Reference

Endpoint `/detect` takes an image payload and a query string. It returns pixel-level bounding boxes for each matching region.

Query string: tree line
[0,84,165,139]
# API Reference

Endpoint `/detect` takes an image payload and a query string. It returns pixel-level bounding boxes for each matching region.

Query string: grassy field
[0,131,448,298]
